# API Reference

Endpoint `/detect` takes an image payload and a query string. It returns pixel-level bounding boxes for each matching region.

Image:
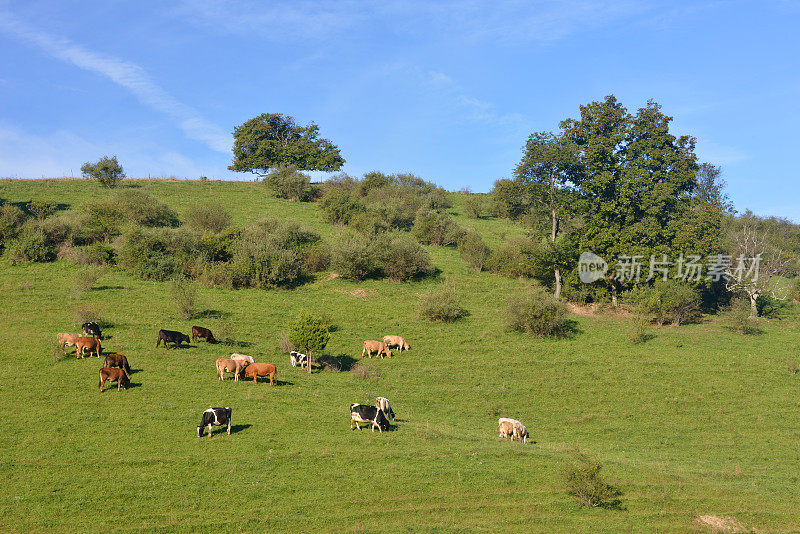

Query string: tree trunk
[749,291,759,319]
[551,206,562,299]
[307,350,312,374]
[554,267,562,299]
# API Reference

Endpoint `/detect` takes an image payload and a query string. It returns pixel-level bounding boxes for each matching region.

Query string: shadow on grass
[313,353,358,372]
[228,424,251,435]
[93,285,125,291]
[274,379,293,387]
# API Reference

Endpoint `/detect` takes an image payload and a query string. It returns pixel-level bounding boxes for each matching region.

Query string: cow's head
[182,333,191,344]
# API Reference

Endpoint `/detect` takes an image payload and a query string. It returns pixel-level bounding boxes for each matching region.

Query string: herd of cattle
[56,323,530,442]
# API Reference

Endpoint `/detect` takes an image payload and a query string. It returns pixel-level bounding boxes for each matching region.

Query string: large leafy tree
[560,96,701,304]
[288,311,330,374]
[229,113,345,177]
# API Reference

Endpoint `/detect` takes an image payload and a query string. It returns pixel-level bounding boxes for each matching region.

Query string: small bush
[458,229,490,271]
[330,231,377,281]
[73,265,108,296]
[627,316,653,344]
[418,283,468,322]
[170,277,197,320]
[81,155,125,188]
[6,223,56,264]
[423,188,452,212]
[264,165,313,201]
[302,243,330,273]
[364,186,424,230]
[184,202,231,233]
[378,233,435,281]
[278,332,295,354]
[0,204,27,246]
[727,298,762,335]
[115,190,179,227]
[412,209,464,246]
[80,200,126,243]
[118,228,196,281]
[351,363,381,380]
[625,281,701,326]
[462,195,483,219]
[505,286,569,337]
[564,456,623,508]
[319,189,365,225]
[74,306,103,326]
[27,200,57,220]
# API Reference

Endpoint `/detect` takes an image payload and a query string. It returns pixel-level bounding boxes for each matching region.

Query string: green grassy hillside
[0,179,798,532]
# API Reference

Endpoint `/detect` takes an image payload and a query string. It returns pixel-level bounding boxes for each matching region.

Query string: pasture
[0,179,798,532]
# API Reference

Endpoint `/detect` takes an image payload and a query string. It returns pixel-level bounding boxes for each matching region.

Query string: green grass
[1,179,799,532]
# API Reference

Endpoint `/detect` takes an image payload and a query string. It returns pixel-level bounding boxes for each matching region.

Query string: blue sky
[1,1,798,219]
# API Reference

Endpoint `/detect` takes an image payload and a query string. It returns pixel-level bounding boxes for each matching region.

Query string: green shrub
[319,189,365,225]
[6,222,57,263]
[727,298,762,335]
[491,178,529,219]
[377,233,435,281]
[418,283,468,322]
[564,456,623,508]
[115,190,179,227]
[264,165,313,201]
[412,209,464,246]
[81,155,125,188]
[117,228,196,281]
[486,236,542,278]
[330,230,376,281]
[364,186,424,230]
[458,229,490,271]
[505,286,569,337]
[360,171,391,193]
[184,202,231,233]
[349,211,392,235]
[80,200,126,243]
[289,311,331,373]
[390,173,436,193]
[72,265,108,296]
[628,316,653,344]
[462,194,483,219]
[27,200,57,220]
[625,281,701,326]
[423,188,452,211]
[0,204,27,247]
[170,277,197,319]
[81,243,116,265]
[229,242,301,289]
[302,242,330,273]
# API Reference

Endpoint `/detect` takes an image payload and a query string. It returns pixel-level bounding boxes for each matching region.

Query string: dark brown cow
[192,326,217,344]
[99,367,129,392]
[75,336,101,359]
[103,353,131,375]
[244,363,277,385]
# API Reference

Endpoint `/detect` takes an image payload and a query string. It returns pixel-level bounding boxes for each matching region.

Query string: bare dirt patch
[694,515,748,533]
[337,288,375,299]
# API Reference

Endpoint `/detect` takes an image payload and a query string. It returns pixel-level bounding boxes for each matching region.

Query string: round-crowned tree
[81,155,125,188]
[288,311,330,374]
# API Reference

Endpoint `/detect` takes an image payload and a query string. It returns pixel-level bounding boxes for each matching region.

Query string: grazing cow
[290,350,308,369]
[498,418,528,444]
[103,353,131,375]
[230,353,254,365]
[244,363,276,385]
[99,367,129,392]
[156,329,190,349]
[382,335,410,353]
[362,340,392,359]
[216,358,244,381]
[350,403,390,433]
[376,396,395,421]
[197,407,232,438]
[82,321,102,339]
[192,326,217,344]
[57,332,80,349]
[75,336,101,358]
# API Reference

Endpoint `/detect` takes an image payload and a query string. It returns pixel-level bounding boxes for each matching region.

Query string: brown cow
[244,363,276,385]
[103,353,131,375]
[362,340,392,359]
[57,333,80,348]
[216,358,244,381]
[75,336,101,359]
[498,420,515,440]
[382,335,410,353]
[99,367,129,392]
[192,326,217,344]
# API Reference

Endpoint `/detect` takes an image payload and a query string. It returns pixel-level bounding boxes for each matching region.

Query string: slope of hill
[0,179,797,532]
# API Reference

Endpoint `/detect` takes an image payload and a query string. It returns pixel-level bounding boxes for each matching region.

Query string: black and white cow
[290,350,308,369]
[350,403,390,433]
[376,396,395,421]
[197,407,232,438]
[82,321,102,339]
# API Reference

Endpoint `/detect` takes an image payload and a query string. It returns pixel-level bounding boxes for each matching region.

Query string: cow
[290,350,308,369]
[216,358,244,381]
[192,326,217,344]
[103,353,131,375]
[350,403,390,433]
[244,363,276,385]
[197,407,232,438]
[230,353,254,365]
[156,329,190,349]
[75,336,101,358]
[99,367,129,392]
[382,335,410,353]
[82,321,102,339]
[498,418,528,444]
[376,396,395,421]
[57,333,80,349]
[362,340,392,359]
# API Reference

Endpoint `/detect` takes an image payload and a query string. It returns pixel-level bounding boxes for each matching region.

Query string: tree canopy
[229,113,345,177]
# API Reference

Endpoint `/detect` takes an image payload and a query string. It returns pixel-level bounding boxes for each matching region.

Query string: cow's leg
[99,377,103,392]
[207,424,212,438]
[227,419,231,435]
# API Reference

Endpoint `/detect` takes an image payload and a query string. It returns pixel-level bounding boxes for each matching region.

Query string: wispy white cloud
[695,139,748,166]
[0,8,230,154]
